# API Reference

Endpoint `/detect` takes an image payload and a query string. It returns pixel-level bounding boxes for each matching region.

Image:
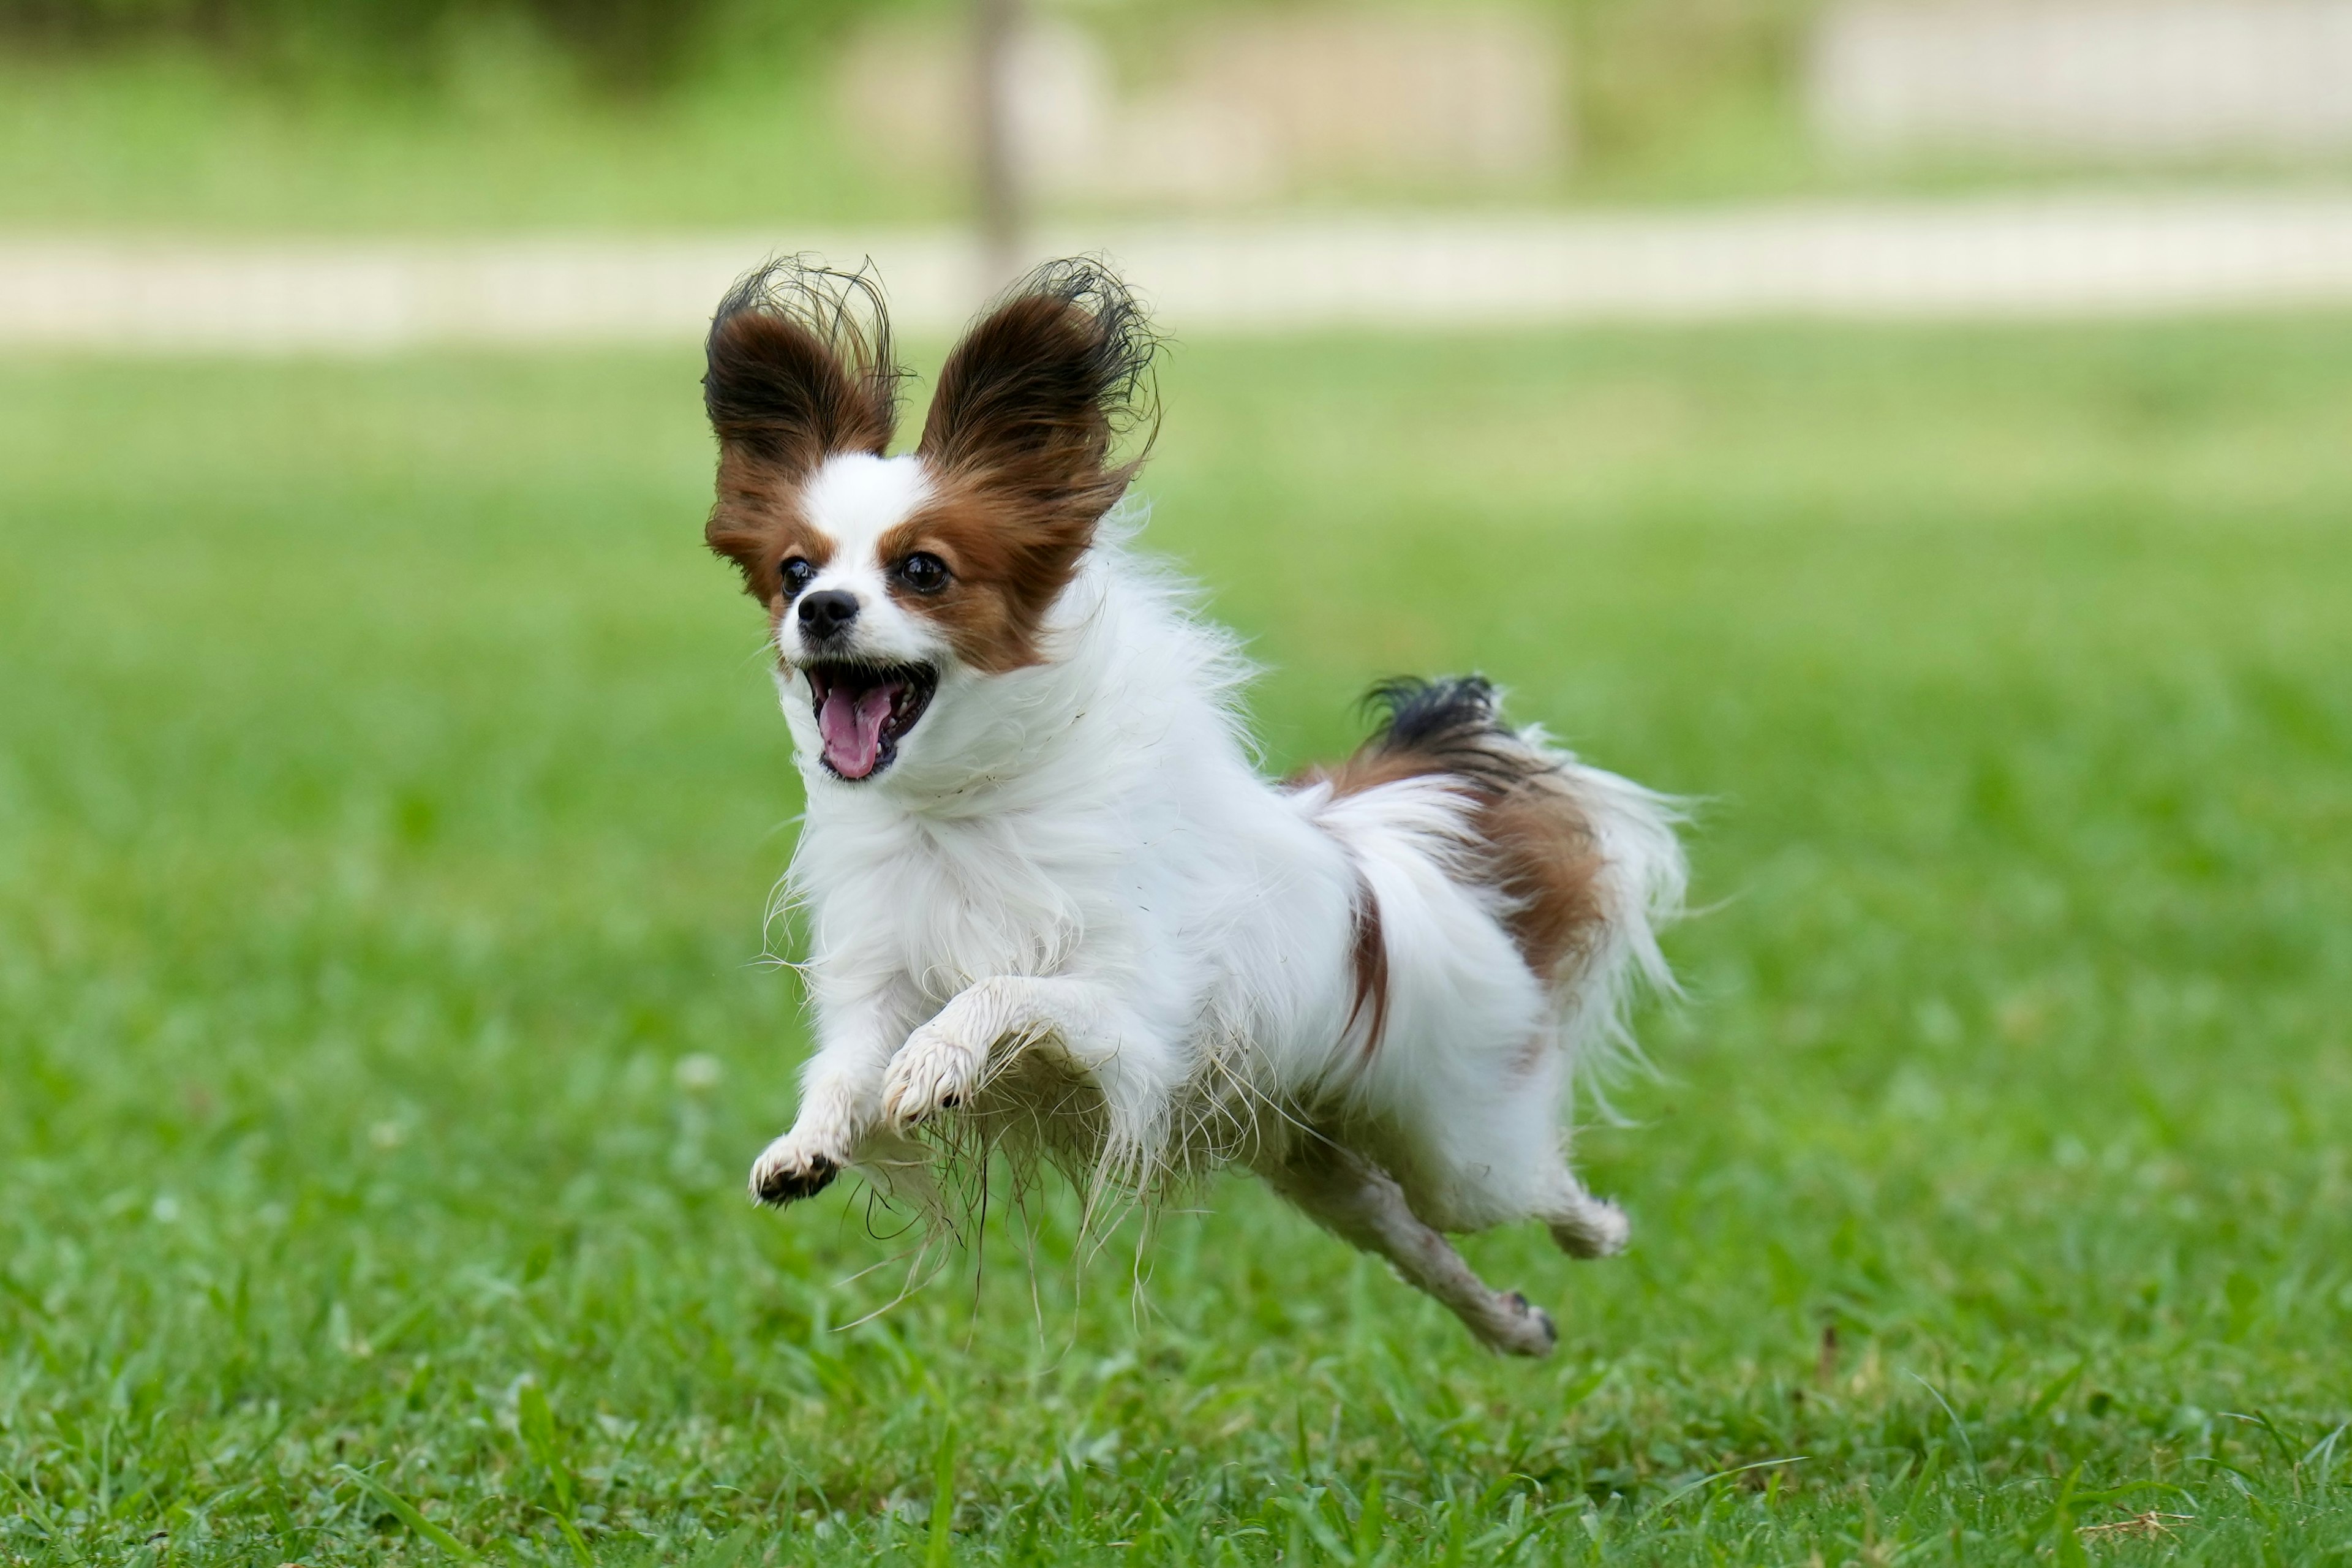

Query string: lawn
[1,319,2348,1564]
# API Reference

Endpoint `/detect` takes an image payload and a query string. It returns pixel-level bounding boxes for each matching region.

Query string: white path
[7,192,2352,353]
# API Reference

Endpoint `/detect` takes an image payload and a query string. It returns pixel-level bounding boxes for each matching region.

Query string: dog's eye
[896,552,951,594]
[778,557,815,598]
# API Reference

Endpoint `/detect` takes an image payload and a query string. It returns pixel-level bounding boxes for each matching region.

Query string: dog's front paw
[748,1136,841,1207]
[881,1020,988,1131]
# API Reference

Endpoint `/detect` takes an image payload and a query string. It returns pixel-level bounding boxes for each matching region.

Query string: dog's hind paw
[1485,1291,1559,1358]
[1548,1196,1630,1259]
[748,1137,840,1207]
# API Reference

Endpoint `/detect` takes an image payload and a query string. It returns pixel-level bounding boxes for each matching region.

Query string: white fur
[780,453,938,672]
[747,454,1684,1354]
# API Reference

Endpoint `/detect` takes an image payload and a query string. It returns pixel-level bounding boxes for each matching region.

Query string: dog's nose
[796,589,859,640]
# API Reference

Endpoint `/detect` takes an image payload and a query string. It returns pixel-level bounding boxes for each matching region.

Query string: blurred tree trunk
[974,0,1024,290]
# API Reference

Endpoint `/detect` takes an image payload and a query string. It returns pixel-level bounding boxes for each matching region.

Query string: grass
[1,317,2350,1564]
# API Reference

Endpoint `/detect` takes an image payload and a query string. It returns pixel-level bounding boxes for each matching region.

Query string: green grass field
[2,320,2349,1564]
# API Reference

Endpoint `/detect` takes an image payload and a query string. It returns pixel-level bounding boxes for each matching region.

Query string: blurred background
[6,0,2352,339]
[4,3,2351,1561]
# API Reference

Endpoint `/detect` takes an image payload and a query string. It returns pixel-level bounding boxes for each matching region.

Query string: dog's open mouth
[804,660,937,781]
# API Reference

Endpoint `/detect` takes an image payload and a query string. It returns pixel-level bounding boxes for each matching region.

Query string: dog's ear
[918,258,1158,549]
[704,258,903,593]
[704,257,902,474]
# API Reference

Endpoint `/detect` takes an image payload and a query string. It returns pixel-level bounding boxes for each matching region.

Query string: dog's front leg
[880,976,1150,1133]
[748,990,907,1207]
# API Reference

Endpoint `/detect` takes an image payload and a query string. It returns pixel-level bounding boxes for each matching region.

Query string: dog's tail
[1306,676,1686,1109]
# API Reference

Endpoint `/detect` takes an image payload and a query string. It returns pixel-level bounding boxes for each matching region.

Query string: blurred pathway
[7,192,2352,352]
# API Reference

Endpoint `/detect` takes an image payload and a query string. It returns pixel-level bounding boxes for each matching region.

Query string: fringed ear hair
[704,257,905,597]
[704,257,903,475]
[917,257,1160,544]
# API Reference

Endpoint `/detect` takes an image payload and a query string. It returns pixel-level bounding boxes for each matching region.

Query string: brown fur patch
[701,260,900,601]
[907,261,1158,668]
[1346,876,1392,1056]
[1304,678,1607,990]
[872,466,1087,673]
[705,453,839,612]
[1476,777,1607,976]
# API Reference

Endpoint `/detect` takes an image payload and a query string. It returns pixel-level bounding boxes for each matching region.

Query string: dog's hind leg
[1539,1176,1631,1259]
[1264,1144,1558,1357]
[1362,1028,1630,1261]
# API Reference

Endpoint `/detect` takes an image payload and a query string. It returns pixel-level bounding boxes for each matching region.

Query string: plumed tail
[1315,675,1687,1115]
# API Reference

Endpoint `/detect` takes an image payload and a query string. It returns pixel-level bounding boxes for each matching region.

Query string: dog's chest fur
[800,795,1152,1005]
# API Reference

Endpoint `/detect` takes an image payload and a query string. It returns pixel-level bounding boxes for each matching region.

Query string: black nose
[796,589,859,640]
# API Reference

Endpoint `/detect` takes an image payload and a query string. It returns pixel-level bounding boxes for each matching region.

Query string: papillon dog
[701,257,1684,1355]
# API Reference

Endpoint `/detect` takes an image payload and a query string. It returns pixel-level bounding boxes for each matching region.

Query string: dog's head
[703,258,1155,788]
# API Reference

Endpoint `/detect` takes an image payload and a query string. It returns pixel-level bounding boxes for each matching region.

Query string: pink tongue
[818,684,898,778]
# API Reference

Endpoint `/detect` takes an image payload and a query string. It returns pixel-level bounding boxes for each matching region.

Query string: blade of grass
[338,1465,478,1562]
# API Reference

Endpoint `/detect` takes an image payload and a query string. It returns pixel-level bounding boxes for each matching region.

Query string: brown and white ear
[704,257,902,474]
[917,258,1158,556]
[703,258,903,593]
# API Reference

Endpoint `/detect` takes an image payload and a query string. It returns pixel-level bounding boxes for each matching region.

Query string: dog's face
[702,260,1153,787]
